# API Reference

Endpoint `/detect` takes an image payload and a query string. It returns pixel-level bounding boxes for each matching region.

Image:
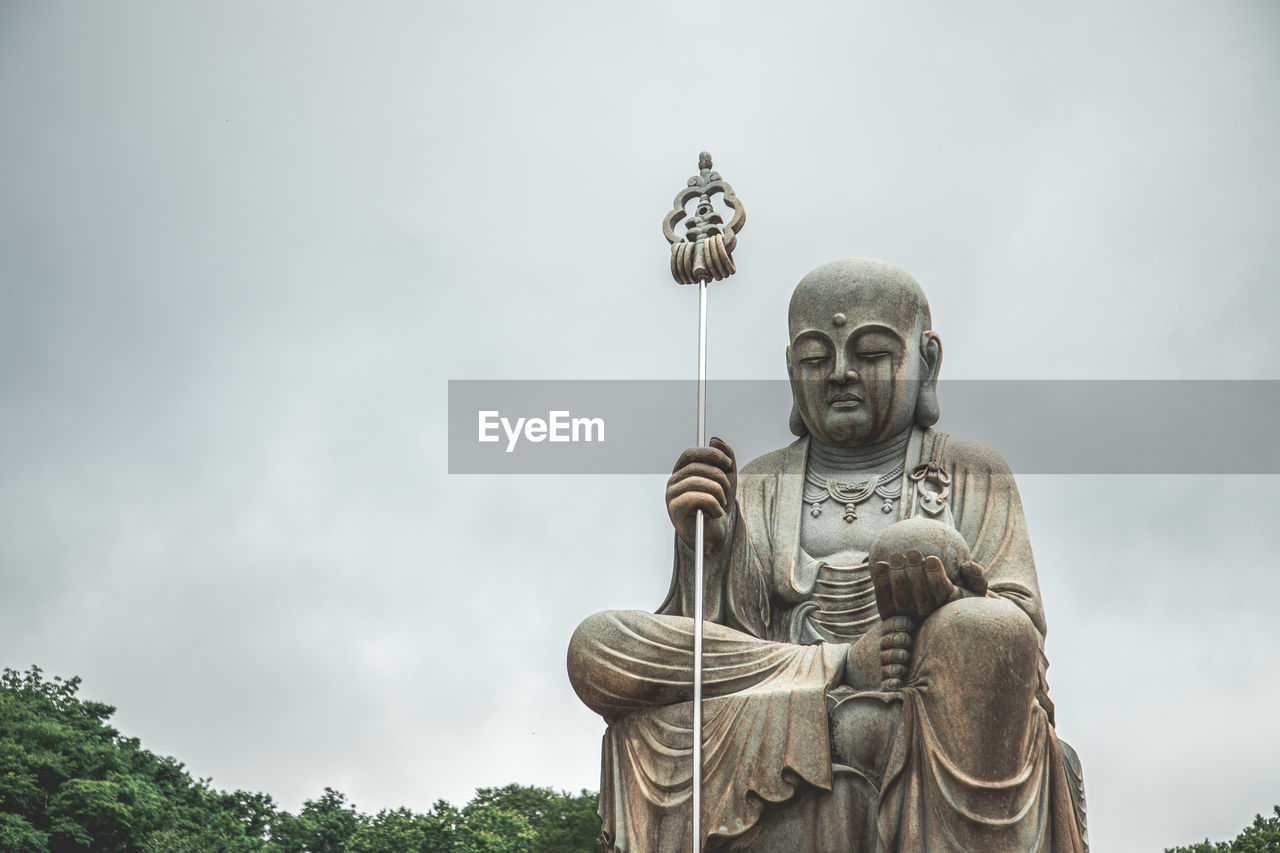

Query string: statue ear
[786,346,809,437]
[915,331,942,428]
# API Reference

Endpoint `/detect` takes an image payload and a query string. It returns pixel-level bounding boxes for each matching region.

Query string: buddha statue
[567,258,1088,852]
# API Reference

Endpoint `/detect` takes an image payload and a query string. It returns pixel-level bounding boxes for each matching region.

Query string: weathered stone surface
[567,258,1089,851]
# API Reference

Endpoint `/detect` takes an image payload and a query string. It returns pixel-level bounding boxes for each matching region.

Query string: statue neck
[808,430,910,472]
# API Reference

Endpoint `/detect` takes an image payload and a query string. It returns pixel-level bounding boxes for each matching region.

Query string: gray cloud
[2,2,1279,850]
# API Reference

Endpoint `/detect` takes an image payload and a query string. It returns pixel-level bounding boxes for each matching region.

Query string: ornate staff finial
[662,151,747,284]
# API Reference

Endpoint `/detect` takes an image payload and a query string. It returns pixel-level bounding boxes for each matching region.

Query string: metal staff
[662,151,746,853]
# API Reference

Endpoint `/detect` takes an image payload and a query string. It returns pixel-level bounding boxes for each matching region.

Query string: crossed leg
[567,609,848,721]
[830,595,1042,781]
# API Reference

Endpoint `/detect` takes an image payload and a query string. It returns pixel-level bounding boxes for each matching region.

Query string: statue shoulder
[937,433,1014,477]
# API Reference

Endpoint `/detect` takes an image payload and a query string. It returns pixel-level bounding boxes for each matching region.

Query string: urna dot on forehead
[789,258,932,338]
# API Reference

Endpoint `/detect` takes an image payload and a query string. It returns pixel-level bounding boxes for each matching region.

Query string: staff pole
[692,275,707,853]
[661,151,745,853]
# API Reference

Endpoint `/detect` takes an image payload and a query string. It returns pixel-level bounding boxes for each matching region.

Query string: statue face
[787,261,932,446]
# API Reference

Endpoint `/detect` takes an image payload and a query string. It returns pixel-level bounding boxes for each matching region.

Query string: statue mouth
[829,393,862,409]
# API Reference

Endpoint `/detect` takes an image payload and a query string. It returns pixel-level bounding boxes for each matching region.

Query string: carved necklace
[804,462,904,523]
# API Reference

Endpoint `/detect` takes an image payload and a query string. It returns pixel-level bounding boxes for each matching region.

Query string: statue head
[787,258,942,445]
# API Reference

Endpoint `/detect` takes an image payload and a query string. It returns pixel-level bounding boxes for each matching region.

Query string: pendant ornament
[909,461,952,517]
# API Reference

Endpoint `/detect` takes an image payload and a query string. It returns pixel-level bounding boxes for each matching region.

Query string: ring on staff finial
[662,151,746,285]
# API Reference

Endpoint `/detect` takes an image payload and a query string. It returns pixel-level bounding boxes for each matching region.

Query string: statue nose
[829,349,857,383]
[829,365,858,384]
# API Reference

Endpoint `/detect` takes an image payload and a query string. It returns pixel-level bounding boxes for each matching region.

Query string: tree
[1,665,603,852]
[470,785,604,852]
[1168,806,1280,853]
[346,808,430,852]
[269,788,366,853]
[0,665,268,852]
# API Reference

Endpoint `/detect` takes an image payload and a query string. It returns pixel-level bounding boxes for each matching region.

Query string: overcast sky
[2,2,1279,850]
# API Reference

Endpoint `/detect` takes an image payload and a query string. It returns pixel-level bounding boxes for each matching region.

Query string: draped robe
[567,429,1088,852]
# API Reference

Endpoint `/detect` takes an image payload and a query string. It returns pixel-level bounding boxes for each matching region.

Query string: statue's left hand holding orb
[871,552,991,623]
[666,437,737,556]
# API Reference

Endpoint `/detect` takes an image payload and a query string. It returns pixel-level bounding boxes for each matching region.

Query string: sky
[2,2,1279,850]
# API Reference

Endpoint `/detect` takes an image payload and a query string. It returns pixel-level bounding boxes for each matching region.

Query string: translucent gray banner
[447,380,1280,474]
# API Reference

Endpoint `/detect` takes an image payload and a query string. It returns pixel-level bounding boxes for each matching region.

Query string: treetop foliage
[1166,807,1280,853]
[0,666,605,852]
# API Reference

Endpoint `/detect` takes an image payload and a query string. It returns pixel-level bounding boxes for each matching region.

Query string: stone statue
[567,258,1089,852]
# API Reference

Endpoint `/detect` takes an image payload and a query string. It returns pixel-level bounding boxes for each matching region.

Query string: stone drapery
[567,430,1087,851]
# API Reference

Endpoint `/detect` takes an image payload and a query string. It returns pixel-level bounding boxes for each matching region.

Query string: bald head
[789,258,931,342]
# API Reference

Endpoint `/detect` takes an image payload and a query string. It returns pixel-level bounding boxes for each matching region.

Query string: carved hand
[872,554,989,690]
[879,615,915,690]
[871,551,989,622]
[666,437,737,555]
